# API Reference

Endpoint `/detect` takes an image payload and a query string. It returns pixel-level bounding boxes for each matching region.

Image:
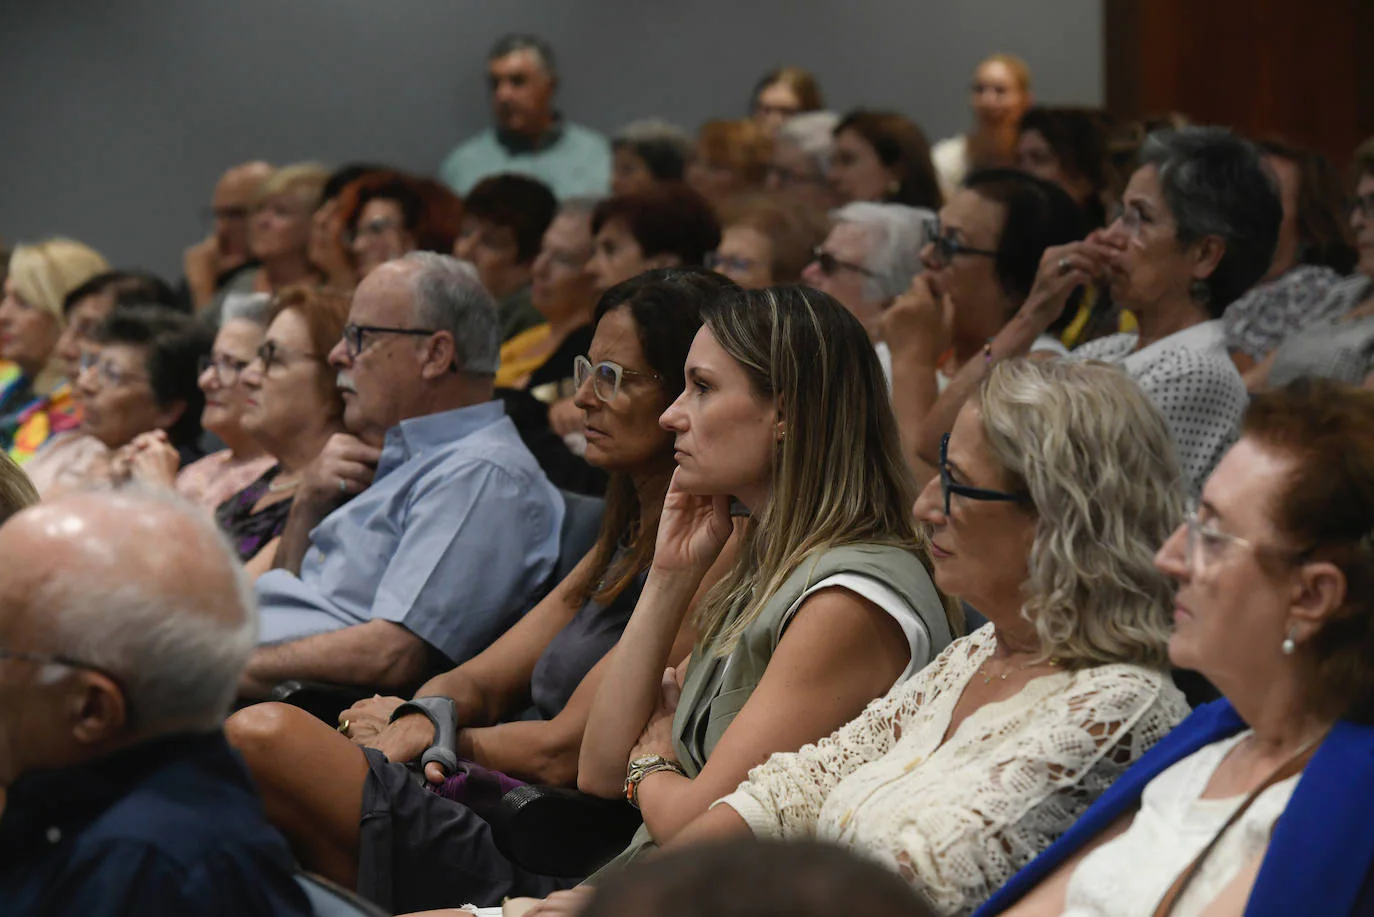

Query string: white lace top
[716,624,1189,917]
[1062,731,1298,917]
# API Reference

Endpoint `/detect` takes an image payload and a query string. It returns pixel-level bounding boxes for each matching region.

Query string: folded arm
[239,619,430,698]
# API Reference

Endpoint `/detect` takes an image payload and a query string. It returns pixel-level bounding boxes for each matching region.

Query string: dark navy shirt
[0,731,311,916]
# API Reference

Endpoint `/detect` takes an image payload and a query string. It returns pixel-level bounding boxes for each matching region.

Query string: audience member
[707,192,827,288]
[227,270,736,912]
[882,170,1086,477]
[685,119,773,203]
[585,187,722,296]
[183,160,274,311]
[341,171,465,281]
[666,359,1188,917]
[610,119,694,197]
[309,163,389,291]
[978,380,1374,917]
[933,54,1034,199]
[571,287,957,879]
[0,238,109,456]
[767,110,842,210]
[0,450,37,520]
[439,34,611,198]
[0,490,310,915]
[917,127,1278,495]
[240,253,563,696]
[1224,140,1360,370]
[455,173,560,342]
[829,110,942,210]
[26,307,212,497]
[749,66,825,137]
[802,201,933,375]
[120,293,276,512]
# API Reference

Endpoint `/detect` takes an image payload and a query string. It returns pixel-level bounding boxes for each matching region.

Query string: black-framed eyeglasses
[937,432,1032,516]
[812,247,876,278]
[342,323,441,360]
[573,355,661,403]
[765,165,827,188]
[198,353,251,385]
[924,218,999,267]
[0,647,129,697]
[344,217,402,245]
[255,340,324,374]
[1347,193,1374,222]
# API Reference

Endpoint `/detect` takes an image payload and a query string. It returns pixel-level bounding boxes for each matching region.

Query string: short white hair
[402,251,501,375]
[34,489,256,731]
[777,111,841,178]
[220,291,273,327]
[831,201,934,301]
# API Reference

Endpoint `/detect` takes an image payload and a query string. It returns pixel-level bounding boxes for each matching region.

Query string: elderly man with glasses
[0,490,311,915]
[240,252,563,698]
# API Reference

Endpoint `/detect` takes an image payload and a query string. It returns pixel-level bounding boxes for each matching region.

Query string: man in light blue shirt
[239,253,563,697]
[438,34,611,199]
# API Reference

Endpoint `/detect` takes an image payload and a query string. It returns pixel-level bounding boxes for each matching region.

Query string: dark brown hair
[1259,139,1359,274]
[267,285,351,424]
[591,185,722,267]
[835,110,943,209]
[462,173,558,264]
[338,171,466,263]
[1353,136,1374,186]
[751,65,825,113]
[696,119,774,187]
[1243,379,1374,723]
[716,191,828,284]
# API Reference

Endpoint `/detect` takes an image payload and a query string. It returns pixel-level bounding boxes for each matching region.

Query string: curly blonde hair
[977,358,1183,669]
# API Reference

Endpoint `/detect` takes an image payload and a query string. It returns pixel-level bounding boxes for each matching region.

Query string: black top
[0,731,311,916]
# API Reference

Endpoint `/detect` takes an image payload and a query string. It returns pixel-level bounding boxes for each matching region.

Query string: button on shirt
[0,731,311,916]
[255,400,564,664]
[1071,320,1247,495]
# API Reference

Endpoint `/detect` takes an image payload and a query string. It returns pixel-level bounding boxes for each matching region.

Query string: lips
[929,542,953,559]
[584,425,608,440]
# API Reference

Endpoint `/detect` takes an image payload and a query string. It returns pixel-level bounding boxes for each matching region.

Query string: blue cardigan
[974,700,1374,917]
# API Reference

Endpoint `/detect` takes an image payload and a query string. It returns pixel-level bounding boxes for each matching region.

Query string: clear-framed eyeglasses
[573,355,661,403]
[1183,497,1312,573]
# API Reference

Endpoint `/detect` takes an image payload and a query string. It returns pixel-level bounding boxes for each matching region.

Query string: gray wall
[0,1,1102,280]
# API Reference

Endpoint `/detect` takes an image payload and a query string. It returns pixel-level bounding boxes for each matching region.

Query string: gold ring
[338,719,351,736]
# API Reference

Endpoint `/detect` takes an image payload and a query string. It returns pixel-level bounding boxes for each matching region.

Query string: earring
[1189,279,1211,306]
[887,179,901,195]
[1281,627,1297,656]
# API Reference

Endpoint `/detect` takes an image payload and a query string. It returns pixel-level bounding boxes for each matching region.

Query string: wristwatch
[624,753,687,809]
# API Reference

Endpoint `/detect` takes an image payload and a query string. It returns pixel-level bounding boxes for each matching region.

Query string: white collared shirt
[1071,320,1246,494]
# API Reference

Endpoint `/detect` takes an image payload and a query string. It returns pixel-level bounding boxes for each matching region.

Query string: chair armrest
[487,784,644,878]
[270,681,375,723]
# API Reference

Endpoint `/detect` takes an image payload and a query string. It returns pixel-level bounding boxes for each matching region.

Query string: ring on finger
[1057,257,1072,275]
[338,719,351,736]
[339,478,348,495]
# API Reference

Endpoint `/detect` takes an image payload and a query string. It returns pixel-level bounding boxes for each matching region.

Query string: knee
[225,701,310,768]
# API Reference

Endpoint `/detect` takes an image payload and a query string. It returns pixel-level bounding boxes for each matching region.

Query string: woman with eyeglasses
[338,171,465,282]
[23,306,212,499]
[576,359,1189,917]
[118,293,276,512]
[977,380,1374,917]
[706,192,827,289]
[901,128,1279,497]
[226,269,741,911]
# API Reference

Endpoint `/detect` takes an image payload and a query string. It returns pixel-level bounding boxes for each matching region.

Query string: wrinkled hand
[113,430,181,488]
[519,886,595,917]
[184,236,223,308]
[630,666,682,762]
[297,433,381,518]
[1018,240,1115,330]
[339,694,406,745]
[548,397,585,437]
[652,469,734,576]
[881,273,954,363]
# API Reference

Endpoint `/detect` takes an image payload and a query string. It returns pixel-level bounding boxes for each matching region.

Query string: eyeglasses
[255,340,323,374]
[78,352,149,388]
[198,353,251,385]
[0,647,128,694]
[705,252,758,275]
[937,432,1032,516]
[766,165,827,189]
[345,217,402,245]
[341,323,441,360]
[812,247,876,278]
[1183,497,1312,574]
[924,218,998,267]
[573,355,661,403]
[1347,193,1374,222]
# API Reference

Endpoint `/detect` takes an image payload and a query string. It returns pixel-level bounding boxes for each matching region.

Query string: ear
[69,673,128,746]
[1286,560,1348,646]
[153,400,187,435]
[1189,235,1227,283]
[419,330,459,380]
[643,253,683,271]
[774,395,787,442]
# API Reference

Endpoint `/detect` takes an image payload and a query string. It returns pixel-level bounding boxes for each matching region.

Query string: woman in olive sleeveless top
[560,286,960,885]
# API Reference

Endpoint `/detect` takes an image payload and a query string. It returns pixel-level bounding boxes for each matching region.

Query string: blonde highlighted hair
[254,162,330,210]
[0,452,37,524]
[977,359,1183,669]
[695,286,958,656]
[8,237,109,324]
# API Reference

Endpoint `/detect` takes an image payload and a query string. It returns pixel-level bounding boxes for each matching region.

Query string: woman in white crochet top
[667,358,1192,917]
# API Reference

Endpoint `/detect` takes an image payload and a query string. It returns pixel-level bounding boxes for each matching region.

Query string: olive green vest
[598,542,952,873]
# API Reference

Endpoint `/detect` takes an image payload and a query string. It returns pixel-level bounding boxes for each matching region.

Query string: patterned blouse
[1222,266,1362,360]
[214,466,294,563]
[176,450,277,513]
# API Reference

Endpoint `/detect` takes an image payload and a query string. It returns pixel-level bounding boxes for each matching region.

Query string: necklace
[977,655,1059,685]
[266,474,300,494]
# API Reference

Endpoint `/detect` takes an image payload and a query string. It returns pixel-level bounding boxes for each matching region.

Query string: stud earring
[1281,627,1297,656]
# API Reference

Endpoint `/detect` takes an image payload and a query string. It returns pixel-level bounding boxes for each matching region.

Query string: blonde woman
[0,238,108,458]
[591,359,1194,917]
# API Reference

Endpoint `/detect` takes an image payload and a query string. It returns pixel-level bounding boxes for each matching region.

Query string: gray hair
[831,201,934,301]
[36,489,257,731]
[611,119,693,183]
[488,33,558,82]
[1138,126,1281,315]
[220,291,273,327]
[978,359,1184,670]
[777,111,842,178]
[402,251,501,375]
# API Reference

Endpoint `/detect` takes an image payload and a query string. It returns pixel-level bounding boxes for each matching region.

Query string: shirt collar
[494,113,566,154]
[386,400,506,458]
[1127,319,1226,367]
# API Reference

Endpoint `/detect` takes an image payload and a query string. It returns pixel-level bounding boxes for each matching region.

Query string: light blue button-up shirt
[438,123,612,198]
[255,401,564,665]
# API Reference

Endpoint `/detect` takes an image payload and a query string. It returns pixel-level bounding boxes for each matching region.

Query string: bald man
[184,160,274,311]
[0,491,310,916]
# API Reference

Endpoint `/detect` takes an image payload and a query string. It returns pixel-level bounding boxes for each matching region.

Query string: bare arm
[664,793,754,850]
[238,619,430,698]
[881,275,951,485]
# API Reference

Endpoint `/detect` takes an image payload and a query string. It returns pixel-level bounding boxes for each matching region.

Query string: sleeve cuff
[712,791,784,840]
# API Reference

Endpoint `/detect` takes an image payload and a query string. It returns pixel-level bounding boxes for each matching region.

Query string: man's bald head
[0,490,255,760]
[212,160,275,267]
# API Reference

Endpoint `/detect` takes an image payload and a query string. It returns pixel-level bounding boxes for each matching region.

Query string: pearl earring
[1281,628,1297,656]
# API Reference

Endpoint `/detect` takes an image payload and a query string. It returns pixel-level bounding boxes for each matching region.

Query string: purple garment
[428,760,527,818]
[214,467,293,562]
